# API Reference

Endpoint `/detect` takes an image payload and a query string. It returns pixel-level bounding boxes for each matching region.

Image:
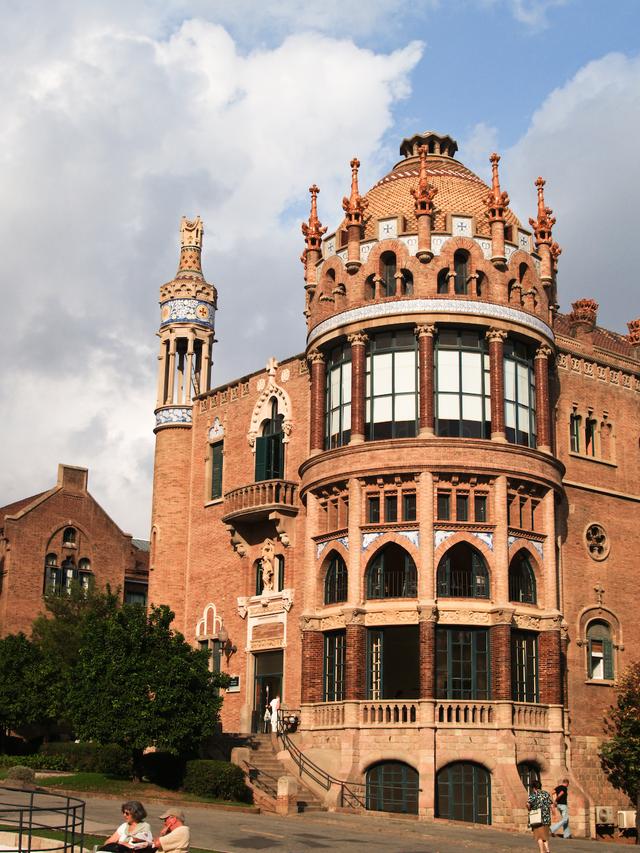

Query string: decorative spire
[529,177,556,247]
[301,185,327,256]
[177,216,204,278]
[342,157,368,225]
[627,318,640,347]
[411,145,438,216]
[484,153,510,221]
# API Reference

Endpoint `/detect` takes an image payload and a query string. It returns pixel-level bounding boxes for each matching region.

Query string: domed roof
[351,132,522,241]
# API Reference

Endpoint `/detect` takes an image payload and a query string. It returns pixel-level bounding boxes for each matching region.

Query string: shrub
[183,760,249,801]
[6,765,36,785]
[94,744,131,778]
[41,741,101,771]
[0,754,70,771]
[141,751,185,789]
[39,742,129,775]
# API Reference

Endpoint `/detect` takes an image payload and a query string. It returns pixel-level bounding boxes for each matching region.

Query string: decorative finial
[484,153,509,221]
[627,318,640,347]
[177,216,204,277]
[529,177,556,246]
[342,157,368,224]
[301,184,327,256]
[411,145,438,215]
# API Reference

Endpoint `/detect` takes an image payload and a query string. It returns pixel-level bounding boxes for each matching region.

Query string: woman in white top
[98,801,153,851]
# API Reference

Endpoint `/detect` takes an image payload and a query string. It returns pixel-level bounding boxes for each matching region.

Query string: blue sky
[0,0,638,535]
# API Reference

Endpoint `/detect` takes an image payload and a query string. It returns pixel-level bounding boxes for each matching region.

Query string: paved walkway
[81,796,601,853]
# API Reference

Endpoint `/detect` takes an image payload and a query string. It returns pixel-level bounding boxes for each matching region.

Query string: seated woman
[98,801,153,852]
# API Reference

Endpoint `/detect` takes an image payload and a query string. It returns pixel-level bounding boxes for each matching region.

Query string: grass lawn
[0,825,220,853]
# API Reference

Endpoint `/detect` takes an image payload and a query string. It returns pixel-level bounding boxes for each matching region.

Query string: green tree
[600,661,640,843]
[67,604,227,779]
[0,633,46,746]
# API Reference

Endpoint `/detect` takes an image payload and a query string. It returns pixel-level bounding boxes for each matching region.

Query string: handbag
[529,807,543,826]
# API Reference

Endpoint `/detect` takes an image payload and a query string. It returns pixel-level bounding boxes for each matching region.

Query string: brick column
[419,614,436,699]
[490,622,512,701]
[534,345,552,453]
[308,349,326,454]
[345,617,366,701]
[301,630,324,703]
[486,329,507,441]
[347,478,362,606]
[348,331,368,445]
[493,475,510,604]
[539,629,563,705]
[416,324,435,436]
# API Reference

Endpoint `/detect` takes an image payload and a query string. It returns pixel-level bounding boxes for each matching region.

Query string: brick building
[0,464,149,636]
[149,133,639,834]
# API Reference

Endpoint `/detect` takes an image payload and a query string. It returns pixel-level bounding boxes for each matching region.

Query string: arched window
[61,557,75,594]
[366,762,419,815]
[255,554,285,595]
[380,252,397,297]
[437,267,449,294]
[453,250,469,295]
[78,558,92,592]
[517,762,540,794]
[587,620,614,680]
[436,762,491,824]
[324,553,348,604]
[365,329,418,441]
[365,274,376,301]
[255,560,264,596]
[44,553,60,595]
[508,551,537,604]
[325,343,352,449]
[255,398,284,480]
[401,270,413,296]
[435,328,491,439]
[437,542,489,598]
[366,544,417,599]
[504,339,536,447]
[475,271,486,297]
[275,555,285,591]
[62,527,76,546]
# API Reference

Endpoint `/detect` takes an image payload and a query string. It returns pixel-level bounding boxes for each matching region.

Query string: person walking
[527,778,553,853]
[551,778,571,838]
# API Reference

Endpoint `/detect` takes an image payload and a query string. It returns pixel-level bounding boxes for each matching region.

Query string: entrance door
[252,650,283,733]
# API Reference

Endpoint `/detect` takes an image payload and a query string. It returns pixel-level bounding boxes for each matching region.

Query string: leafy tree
[0,633,46,746]
[67,604,228,780]
[600,661,640,843]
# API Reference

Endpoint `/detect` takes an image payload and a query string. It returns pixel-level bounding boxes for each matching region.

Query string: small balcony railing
[222,479,299,523]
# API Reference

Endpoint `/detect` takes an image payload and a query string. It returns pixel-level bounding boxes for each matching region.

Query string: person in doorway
[269,694,280,733]
[152,810,190,853]
[527,778,553,853]
[263,705,271,733]
[551,778,571,838]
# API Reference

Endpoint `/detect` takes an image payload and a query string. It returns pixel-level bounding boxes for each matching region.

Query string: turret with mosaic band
[155,217,217,431]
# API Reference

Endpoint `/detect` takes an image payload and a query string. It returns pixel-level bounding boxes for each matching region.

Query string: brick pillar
[416,324,435,436]
[419,615,436,699]
[301,630,324,703]
[490,623,512,701]
[534,345,552,453]
[539,629,563,705]
[348,332,368,445]
[308,349,326,454]
[345,618,366,701]
[486,329,507,441]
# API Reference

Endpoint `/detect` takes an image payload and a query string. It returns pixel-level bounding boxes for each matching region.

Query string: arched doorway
[366,761,419,814]
[436,762,491,824]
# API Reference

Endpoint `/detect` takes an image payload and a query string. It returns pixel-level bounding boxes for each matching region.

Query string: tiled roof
[340,154,522,240]
[132,538,151,552]
[0,491,48,521]
[555,313,637,359]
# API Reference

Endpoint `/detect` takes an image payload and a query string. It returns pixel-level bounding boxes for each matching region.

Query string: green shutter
[255,435,268,481]
[603,638,614,680]
[587,639,594,678]
[211,441,223,499]
[277,556,284,592]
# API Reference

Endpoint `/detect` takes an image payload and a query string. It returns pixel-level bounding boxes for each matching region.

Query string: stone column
[486,329,507,441]
[167,333,177,405]
[308,349,326,454]
[156,337,167,407]
[534,345,552,453]
[185,330,195,403]
[416,324,435,436]
[201,333,213,395]
[301,629,324,703]
[490,622,512,701]
[348,331,368,445]
[345,615,366,701]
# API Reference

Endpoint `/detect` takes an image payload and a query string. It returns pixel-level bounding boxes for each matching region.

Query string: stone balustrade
[223,479,298,521]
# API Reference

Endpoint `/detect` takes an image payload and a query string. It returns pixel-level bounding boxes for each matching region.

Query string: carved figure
[261,539,275,592]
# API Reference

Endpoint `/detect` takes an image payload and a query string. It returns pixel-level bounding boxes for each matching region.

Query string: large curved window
[366,544,417,599]
[324,553,348,604]
[511,631,538,702]
[437,762,491,824]
[436,628,489,699]
[255,398,284,480]
[437,543,489,598]
[509,551,537,604]
[365,330,418,441]
[44,553,60,595]
[587,620,614,680]
[366,762,419,815]
[504,340,536,447]
[435,329,490,439]
[325,343,351,449]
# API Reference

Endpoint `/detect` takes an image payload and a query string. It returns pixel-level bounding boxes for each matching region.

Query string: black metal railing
[0,786,85,853]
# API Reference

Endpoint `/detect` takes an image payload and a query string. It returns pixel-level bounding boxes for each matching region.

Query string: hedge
[141,751,185,789]
[183,760,250,801]
[39,742,131,777]
[0,754,70,771]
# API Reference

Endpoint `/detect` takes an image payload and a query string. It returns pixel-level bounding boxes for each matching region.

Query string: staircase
[243,733,326,813]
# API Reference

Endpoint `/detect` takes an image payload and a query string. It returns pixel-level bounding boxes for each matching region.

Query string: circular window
[585,524,609,561]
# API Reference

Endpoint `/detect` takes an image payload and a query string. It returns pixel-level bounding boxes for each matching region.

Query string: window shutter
[587,639,594,678]
[211,442,223,499]
[277,556,285,592]
[270,434,284,479]
[603,638,614,680]
[255,436,268,481]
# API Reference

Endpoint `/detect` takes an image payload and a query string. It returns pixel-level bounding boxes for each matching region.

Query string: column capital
[347,331,369,347]
[535,343,553,360]
[485,328,507,344]
[307,348,325,365]
[415,323,436,339]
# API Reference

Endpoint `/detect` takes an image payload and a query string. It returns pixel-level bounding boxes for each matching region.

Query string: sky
[0,0,639,537]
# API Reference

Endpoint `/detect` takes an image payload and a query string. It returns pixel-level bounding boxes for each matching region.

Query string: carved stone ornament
[437,609,491,625]
[260,539,276,592]
[208,417,224,441]
[237,597,249,620]
[319,614,346,631]
[247,378,293,450]
[513,614,541,631]
[195,602,223,639]
[585,523,609,561]
[365,609,419,626]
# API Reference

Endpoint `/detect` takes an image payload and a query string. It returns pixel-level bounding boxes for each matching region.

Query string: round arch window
[366,761,418,815]
[436,762,491,824]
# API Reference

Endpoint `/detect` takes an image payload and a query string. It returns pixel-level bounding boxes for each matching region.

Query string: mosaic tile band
[155,406,193,427]
[160,298,215,329]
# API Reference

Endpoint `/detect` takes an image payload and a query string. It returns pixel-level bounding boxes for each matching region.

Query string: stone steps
[243,733,326,813]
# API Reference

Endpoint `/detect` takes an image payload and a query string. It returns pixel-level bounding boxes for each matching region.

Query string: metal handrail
[241,760,278,798]
[0,785,85,853]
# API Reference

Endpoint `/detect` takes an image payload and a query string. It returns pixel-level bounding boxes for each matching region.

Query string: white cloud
[459,122,499,176]
[0,16,422,536]
[502,52,640,333]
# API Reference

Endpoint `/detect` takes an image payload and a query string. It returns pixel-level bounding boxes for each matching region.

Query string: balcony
[222,479,299,525]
